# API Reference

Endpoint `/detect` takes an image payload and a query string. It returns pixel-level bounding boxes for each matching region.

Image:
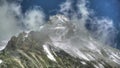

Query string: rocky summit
[0,15,120,68]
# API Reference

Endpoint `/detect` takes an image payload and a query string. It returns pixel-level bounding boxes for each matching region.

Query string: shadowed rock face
[0,15,120,68]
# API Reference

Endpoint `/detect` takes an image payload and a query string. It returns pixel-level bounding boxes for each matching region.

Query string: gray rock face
[0,15,120,68]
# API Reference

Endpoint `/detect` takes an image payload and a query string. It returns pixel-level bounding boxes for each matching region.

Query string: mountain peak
[49,14,69,24]
[0,14,120,68]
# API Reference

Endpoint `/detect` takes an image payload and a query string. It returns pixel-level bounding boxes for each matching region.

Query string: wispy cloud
[23,7,45,31]
[0,0,117,50]
[91,18,117,46]
[59,0,73,16]
[59,0,117,45]
[0,0,45,42]
[0,0,22,41]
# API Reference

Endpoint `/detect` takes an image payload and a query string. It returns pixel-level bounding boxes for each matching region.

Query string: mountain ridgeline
[0,15,120,68]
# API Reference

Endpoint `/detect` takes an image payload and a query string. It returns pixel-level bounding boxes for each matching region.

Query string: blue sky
[21,0,65,16]
[0,0,120,49]
[89,0,120,25]
[21,0,120,24]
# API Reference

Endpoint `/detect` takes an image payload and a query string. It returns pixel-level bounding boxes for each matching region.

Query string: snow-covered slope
[0,14,120,68]
[48,14,120,66]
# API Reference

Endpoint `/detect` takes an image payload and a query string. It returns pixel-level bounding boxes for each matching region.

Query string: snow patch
[0,40,8,51]
[109,52,120,64]
[81,61,86,65]
[24,31,31,38]
[0,59,3,64]
[43,44,56,62]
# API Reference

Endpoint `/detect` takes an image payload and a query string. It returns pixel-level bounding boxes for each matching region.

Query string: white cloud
[59,0,117,45]
[0,0,117,52]
[91,18,117,45]
[59,0,73,16]
[77,0,89,20]
[59,0,90,19]
[23,8,45,31]
[0,0,46,48]
[0,1,22,41]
